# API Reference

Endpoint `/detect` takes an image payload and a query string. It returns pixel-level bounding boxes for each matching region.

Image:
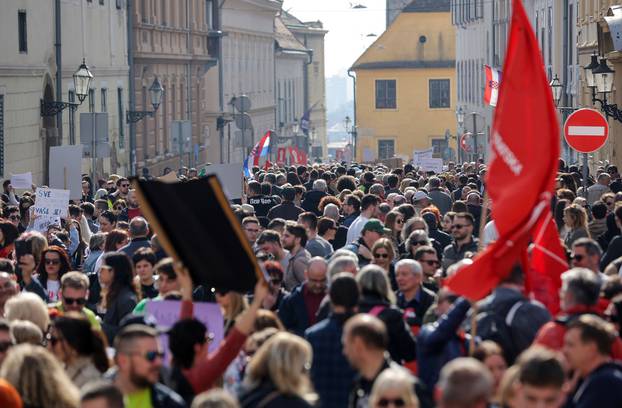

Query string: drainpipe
[55,0,63,144]
[347,69,357,160]
[217,0,225,163]
[127,0,136,175]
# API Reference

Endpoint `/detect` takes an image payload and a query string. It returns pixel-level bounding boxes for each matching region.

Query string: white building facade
[451,0,579,163]
[220,0,280,164]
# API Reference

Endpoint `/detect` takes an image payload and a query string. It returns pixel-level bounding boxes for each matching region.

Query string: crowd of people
[0,159,621,407]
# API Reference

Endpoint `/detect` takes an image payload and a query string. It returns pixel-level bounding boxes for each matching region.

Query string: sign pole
[582,153,588,199]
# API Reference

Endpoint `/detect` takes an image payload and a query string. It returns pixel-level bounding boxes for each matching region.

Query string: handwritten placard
[33,188,70,218]
[419,157,444,173]
[10,172,32,190]
[413,148,434,165]
[33,216,61,233]
[145,300,224,365]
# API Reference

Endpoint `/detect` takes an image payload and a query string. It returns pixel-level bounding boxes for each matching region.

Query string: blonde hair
[221,292,248,321]
[369,367,419,408]
[244,332,317,403]
[5,292,50,333]
[0,344,80,408]
[564,204,589,231]
[9,319,43,345]
[191,389,239,408]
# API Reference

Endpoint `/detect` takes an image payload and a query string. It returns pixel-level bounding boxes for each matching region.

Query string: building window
[375,80,396,109]
[116,0,122,10]
[378,140,395,160]
[99,0,104,5]
[205,0,214,29]
[429,79,450,108]
[18,10,27,53]
[161,0,166,25]
[101,88,107,112]
[0,95,4,177]
[88,89,95,113]
[118,88,125,148]
[432,138,448,158]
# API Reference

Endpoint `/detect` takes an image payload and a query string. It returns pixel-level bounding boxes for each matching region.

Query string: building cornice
[351,60,455,70]
[0,65,49,77]
[240,0,282,12]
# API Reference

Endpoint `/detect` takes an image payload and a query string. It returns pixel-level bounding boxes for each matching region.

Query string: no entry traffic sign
[564,108,609,153]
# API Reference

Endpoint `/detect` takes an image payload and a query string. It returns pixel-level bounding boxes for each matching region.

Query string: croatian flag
[243,130,272,178]
[484,65,502,107]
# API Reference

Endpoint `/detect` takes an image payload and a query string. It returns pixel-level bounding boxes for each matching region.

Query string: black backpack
[475,299,525,364]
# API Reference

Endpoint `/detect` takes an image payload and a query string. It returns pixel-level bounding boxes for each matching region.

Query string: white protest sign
[10,172,32,189]
[33,188,70,218]
[49,145,83,200]
[205,163,244,200]
[419,157,444,173]
[33,216,61,232]
[413,148,434,165]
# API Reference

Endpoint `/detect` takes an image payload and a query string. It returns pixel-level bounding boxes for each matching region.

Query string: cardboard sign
[33,188,70,218]
[49,145,83,200]
[10,172,32,190]
[205,163,244,200]
[419,157,444,173]
[413,148,434,165]
[33,216,61,233]
[145,300,224,365]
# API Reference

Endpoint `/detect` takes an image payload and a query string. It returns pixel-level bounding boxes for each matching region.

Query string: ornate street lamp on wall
[40,58,93,116]
[126,77,164,123]
[549,75,563,107]
[585,55,622,123]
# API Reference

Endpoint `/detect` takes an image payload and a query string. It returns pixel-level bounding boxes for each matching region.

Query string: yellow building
[350,0,456,162]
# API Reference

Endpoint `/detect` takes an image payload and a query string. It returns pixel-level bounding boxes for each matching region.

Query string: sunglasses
[374,253,389,259]
[411,241,428,246]
[607,201,615,206]
[571,254,584,262]
[451,224,469,230]
[396,219,404,224]
[121,184,130,188]
[63,297,86,306]
[378,397,406,407]
[114,206,124,211]
[131,350,165,362]
[44,259,60,265]
[421,259,440,266]
[8,215,20,221]
[0,340,13,352]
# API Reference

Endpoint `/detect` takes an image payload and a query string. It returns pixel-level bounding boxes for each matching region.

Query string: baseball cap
[413,191,431,202]
[362,219,391,235]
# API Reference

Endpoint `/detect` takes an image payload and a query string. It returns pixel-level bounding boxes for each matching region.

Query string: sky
[282,0,386,78]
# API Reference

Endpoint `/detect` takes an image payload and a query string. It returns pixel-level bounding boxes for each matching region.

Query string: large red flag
[528,210,568,315]
[445,0,560,300]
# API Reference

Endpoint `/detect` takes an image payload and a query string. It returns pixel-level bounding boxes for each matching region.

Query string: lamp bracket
[40,99,79,117]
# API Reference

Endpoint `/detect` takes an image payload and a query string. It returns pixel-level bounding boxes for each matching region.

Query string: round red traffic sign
[460,133,472,152]
[564,108,609,153]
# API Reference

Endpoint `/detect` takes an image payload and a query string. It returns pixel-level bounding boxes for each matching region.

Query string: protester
[132,247,158,299]
[47,313,108,387]
[281,222,311,291]
[436,358,493,408]
[305,273,359,408]
[514,347,565,408]
[79,381,125,408]
[563,204,590,248]
[1,343,81,408]
[298,212,333,258]
[346,194,380,244]
[368,368,420,408]
[36,245,72,303]
[442,212,478,271]
[98,252,139,343]
[120,217,151,258]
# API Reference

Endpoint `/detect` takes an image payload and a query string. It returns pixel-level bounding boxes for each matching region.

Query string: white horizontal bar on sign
[568,126,606,136]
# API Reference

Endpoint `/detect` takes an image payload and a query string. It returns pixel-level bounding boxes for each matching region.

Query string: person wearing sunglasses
[110,177,131,204]
[369,367,419,408]
[35,246,71,303]
[570,238,601,275]
[55,271,101,330]
[442,212,478,273]
[47,314,108,388]
[3,206,21,230]
[412,246,442,293]
[112,324,186,408]
[385,211,405,251]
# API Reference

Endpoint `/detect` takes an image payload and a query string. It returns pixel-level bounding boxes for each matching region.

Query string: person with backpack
[474,265,551,364]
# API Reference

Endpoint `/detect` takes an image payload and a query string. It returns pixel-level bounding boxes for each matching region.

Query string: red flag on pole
[445,0,560,300]
[528,210,568,315]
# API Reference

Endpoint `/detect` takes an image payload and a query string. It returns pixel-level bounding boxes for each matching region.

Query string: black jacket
[358,293,417,363]
[267,201,305,221]
[102,286,138,343]
[302,190,328,215]
[239,380,314,408]
[278,284,312,337]
[565,362,622,408]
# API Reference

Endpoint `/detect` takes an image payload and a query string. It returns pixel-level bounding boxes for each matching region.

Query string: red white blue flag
[243,130,272,177]
[484,65,502,107]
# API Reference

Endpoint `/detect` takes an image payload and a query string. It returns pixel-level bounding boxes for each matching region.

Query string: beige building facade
[0,0,129,184]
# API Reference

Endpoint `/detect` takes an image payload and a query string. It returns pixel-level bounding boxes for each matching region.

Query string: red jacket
[533,305,622,360]
[178,300,248,393]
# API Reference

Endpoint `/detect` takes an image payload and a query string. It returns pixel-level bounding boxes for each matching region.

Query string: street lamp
[585,56,622,123]
[584,54,599,89]
[292,118,300,135]
[127,77,164,123]
[456,106,465,128]
[40,58,93,116]
[549,75,563,107]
